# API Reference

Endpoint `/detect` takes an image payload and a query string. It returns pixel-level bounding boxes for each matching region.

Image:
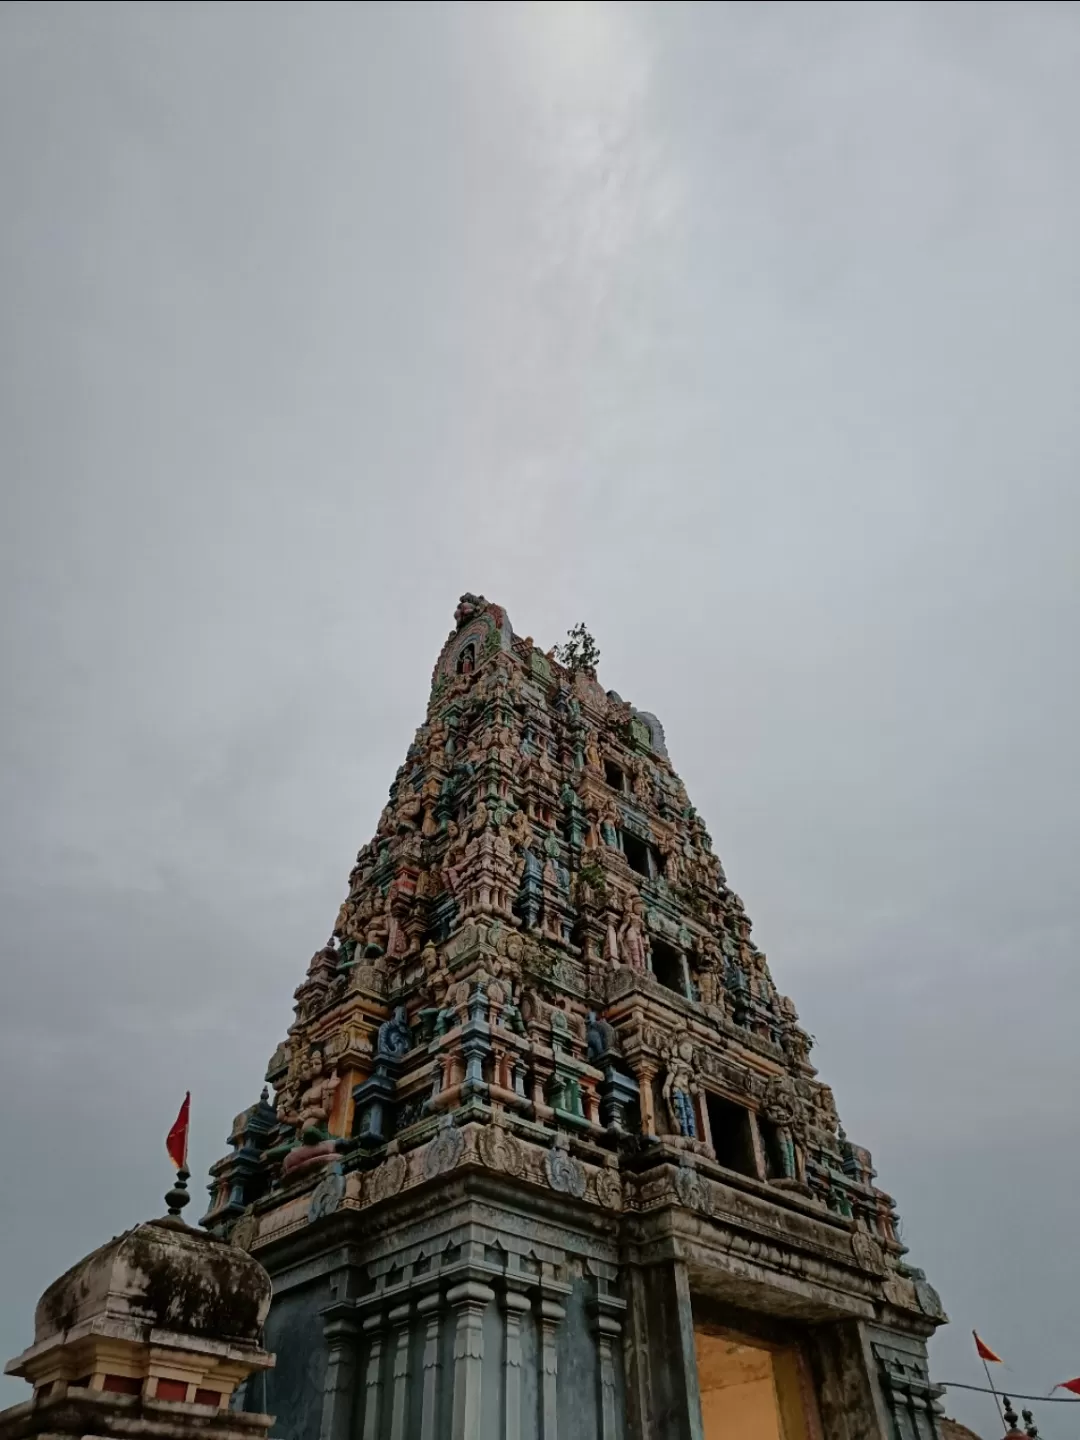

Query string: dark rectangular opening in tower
[622,831,650,875]
[705,1093,758,1177]
[650,938,685,996]
[604,759,625,792]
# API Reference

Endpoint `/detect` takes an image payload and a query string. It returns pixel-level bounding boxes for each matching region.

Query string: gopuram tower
[205,595,947,1440]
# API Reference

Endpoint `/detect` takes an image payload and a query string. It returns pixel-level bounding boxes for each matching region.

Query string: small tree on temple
[555,623,600,674]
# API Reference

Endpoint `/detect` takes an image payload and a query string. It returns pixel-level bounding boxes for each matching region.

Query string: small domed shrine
[202,595,948,1440]
[0,1182,274,1440]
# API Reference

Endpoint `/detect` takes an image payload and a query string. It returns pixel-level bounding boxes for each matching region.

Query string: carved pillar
[319,1308,361,1440]
[417,1292,443,1440]
[582,1077,601,1125]
[447,1279,494,1440]
[588,1296,625,1440]
[361,1312,386,1440]
[387,1301,412,1440]
[624,1259,703,1440]
[748,1111,768,1180]
[538,1291,567,1440]
[695,1092,714,1154]
[637,1061,658,1134]
[428,1054,446,1107]
[502,1287,531,1440]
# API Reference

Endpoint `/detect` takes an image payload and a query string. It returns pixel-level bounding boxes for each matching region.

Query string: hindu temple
[198,594,948,1440]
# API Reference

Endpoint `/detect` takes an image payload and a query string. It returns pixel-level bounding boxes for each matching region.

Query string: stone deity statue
[617,894,649,971]
[282,1050,340,1144]
[662,1039,699,1139]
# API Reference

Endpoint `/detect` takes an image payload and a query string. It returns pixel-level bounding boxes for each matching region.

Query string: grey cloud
[2,4,1077,1433]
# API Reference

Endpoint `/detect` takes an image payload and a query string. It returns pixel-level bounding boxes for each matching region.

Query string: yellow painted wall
[695,1330,809,1440]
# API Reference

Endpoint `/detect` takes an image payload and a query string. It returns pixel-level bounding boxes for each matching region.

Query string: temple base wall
[247,1165,941,1440]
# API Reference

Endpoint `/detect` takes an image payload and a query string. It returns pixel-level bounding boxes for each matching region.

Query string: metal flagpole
[975,1332,1006,1431]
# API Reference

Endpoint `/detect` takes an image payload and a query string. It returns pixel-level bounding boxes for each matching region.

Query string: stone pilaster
[589,1300,624,1440]
[446,1280,494,1440]
[538,1288,567,1440]
[624,1259,703,1440]
[387,1302,412,1440]
[360,1312,386,1440]
[635,1060,658,1135]
[501,1287,531,1440]
[417,1292,443,1440]
[318,1307,361,1440]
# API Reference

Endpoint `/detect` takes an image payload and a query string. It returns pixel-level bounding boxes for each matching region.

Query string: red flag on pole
[1053,1378,1080,1396]
[974,1332,1004,1364]
[166,1093,190,1171]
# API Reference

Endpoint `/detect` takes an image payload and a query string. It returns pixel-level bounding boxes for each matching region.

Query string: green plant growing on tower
[576,861,607,902]
[555,623,600,674]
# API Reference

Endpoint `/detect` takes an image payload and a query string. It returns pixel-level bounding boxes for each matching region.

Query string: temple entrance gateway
[695,1327,816,1440]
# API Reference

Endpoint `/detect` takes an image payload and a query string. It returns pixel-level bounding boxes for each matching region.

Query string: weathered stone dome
[33,1216,270,1348]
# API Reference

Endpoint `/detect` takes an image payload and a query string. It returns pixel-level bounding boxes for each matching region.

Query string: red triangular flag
[974,1331,1004,1364]
[1053,1378,1080,1396]
[166,1092,190,1171]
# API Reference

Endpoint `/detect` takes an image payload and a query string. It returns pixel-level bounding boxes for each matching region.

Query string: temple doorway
[695,1326,814,1440]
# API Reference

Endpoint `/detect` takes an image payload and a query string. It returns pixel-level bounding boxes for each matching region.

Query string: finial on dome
[165,1167,191,1218]
[164,1091,192,1219]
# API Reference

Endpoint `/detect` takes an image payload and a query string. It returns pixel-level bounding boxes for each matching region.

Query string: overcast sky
[2,3,1078,1434]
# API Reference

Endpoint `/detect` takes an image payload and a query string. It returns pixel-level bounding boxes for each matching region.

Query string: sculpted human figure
[813,1085,840,1135]
[442,821,469,893]
[364,893,390,958]
[697,962,720,1009]
[492,722,516,769]
[334,897,355,938]
[470,797,490,836]
[599,798,620,849]
[426,715,448,759]
[507,807,532,851]
[662,1038,699,1139]
[421,775,441,837]
[632,759,653,803]
[617,894,649,971]
[659,835,682,885]
[282,1049,340,1144]
[346,893,372,944]
[584,734,603,774]
[765,1077,800,1180]
[422,940,451,1008]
